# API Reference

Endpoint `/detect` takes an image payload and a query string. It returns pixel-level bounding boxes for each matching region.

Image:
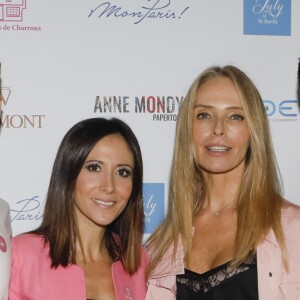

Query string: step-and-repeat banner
[1,0,299,237]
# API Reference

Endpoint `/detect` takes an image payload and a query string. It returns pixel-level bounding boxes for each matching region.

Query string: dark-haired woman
[9,118,147,300]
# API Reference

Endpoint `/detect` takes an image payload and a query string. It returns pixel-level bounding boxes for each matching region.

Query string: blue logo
[244,0,291,36]
[264,100,299,118]
[143,183,165,234]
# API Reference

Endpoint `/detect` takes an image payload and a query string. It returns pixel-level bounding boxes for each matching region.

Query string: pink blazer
[146,202,300,300]
[9,234,147,300]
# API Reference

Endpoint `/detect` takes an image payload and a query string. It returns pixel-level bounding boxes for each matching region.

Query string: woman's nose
[212,118,225,136]
[99,174,114,193]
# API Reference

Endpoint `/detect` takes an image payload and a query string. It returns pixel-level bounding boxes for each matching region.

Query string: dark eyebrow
[84,160,103,164]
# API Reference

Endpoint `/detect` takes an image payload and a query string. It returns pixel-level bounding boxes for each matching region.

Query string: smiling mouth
[92,198,115,207]
[206,146,231,152]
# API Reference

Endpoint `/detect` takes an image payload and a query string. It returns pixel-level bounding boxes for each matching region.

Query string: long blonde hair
[146,65,286,275]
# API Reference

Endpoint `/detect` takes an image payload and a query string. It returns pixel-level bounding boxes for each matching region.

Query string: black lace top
[176,252,258,300]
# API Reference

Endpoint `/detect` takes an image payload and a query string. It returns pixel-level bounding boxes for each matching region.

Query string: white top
[0,198,11,300]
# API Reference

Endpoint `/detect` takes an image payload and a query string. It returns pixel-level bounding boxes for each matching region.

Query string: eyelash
[197,112,211,119]
[116,168,132,178]
[196,112,245,121]
[229,114,244,121]
[84,162,132,178]
[85,162,101,172]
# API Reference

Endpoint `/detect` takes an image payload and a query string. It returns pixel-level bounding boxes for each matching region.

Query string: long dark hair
[32,117,144,274]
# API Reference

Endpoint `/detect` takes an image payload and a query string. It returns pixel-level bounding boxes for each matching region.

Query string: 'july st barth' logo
[243,0,291,36]
[143,183,164,234]
[0,0,26,22]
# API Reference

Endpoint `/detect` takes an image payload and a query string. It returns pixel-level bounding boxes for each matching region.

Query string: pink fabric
[112,250,148,300]
[146,202,300,300]
[257,202,300,300]
[9,234,147,300]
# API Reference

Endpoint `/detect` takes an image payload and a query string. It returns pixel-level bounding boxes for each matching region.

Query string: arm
[0,199,12,300]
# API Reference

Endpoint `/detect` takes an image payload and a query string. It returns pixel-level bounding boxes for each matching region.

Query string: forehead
[195,77,242,107]
[88,134,133,161]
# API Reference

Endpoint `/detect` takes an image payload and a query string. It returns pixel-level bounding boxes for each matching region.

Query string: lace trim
[176,251,256,294]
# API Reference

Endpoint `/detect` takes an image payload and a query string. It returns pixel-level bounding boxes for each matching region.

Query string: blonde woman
[146,65,300,300]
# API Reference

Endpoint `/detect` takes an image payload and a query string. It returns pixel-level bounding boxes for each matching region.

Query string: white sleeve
[0,198,12,300]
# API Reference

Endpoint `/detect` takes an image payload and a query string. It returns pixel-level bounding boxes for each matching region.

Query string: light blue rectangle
[244,0,291,36]
[143,183,165,234]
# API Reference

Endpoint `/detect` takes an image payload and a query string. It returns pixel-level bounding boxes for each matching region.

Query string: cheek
[239,129,251,148]
[193,121,212,136]
[193,124,205,144]
[235,134,251,157]
[117,181,133,201]
[229,127,250,144]
[75,174,96,195]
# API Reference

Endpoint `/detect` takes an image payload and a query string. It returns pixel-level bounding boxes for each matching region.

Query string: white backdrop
[0,0,299,236]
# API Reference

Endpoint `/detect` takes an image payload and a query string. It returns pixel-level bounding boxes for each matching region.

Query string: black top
[176,252,259,300]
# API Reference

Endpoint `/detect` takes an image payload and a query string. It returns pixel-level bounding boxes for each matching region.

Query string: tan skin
[76,220,115,300]
[189,176,239,273]
[188,77,250,274]
[74,134,134,299]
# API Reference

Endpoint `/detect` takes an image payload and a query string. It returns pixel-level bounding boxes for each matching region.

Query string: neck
[75,211,108,263]
[201,170,243,212]
[76,228,109,264]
